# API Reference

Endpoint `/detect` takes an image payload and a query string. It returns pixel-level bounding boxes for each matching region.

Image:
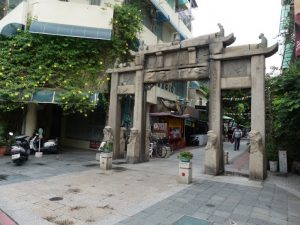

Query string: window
[90,0,101,5]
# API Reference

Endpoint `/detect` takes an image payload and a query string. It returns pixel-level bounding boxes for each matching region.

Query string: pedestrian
[227,128,233,143]
[232,125,242,151]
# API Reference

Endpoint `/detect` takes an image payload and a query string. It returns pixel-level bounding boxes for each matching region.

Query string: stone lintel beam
[144,67,208,83]
[134,33,236,55]
[181,33,235,49]
[221,76,251,89]
[106,65,143,74]
[117,85,135,95]
[211,43,278,60]
[146,63,208,73]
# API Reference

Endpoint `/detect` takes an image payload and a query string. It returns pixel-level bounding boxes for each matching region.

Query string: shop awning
[223,115,234,120]
[29,21,112,40]
[149,112,191,119]
[0,1,26,37]
[30,90,99,104]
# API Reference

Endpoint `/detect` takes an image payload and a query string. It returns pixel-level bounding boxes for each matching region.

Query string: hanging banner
[295,0,300,57]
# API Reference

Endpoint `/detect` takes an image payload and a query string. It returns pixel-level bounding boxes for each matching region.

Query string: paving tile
[0,148,300,225]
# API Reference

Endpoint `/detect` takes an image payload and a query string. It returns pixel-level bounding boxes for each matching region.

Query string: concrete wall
[29,0,113,30]
[147,86,178,104]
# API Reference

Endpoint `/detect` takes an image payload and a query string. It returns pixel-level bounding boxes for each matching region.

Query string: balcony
[0,0,114,40]
[150,0,192,39]
[29,0,114,40]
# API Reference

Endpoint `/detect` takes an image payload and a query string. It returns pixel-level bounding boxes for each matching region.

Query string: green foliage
[222,89,251,128]
[0,4,142,115]
[265,136,278,161]
[0,122,8,146]
[100,142,113,153]
[270,60,300,160]
[178,151,193,161]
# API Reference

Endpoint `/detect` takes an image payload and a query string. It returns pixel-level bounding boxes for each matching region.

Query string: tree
[270,59,300,160]
[0,4,142,115]
[222,89,251,128]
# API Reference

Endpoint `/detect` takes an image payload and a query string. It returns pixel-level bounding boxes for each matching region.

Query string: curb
[0,210,18,225]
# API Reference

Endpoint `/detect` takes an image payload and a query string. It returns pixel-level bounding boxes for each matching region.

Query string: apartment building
[279,0,295,69]
[0,0,199,150]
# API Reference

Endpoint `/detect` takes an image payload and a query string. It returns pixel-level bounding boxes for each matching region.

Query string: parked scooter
[9,132,30,166]
[188,135,199,146]
[30,133,58,154]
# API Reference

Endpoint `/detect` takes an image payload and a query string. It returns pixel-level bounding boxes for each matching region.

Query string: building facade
[0,0,199,151]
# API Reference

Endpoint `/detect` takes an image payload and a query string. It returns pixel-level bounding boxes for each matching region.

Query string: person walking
[232,125,242,151]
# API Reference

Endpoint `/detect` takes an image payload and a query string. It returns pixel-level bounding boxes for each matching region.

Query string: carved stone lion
[205,130,217,152]
[128,128,139,145]
[258,33,268,48]
[103,126,114,143]
[204,130,218,174]
[216,23,224,38]
[249,130,263,154]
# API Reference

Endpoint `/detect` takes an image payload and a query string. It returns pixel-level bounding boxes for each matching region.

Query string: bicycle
[149,136,171,158]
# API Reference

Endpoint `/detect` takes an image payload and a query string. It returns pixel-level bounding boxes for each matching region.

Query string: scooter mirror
[9,132,13,136]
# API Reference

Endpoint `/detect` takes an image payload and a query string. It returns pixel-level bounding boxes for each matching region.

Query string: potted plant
[100,142,113,153]
[0,122,8,156]
[178,151,193,162]
[99,142,113,170]
[266,137,278,172]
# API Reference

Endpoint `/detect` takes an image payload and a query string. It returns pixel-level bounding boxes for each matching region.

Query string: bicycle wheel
[156,145,167,158]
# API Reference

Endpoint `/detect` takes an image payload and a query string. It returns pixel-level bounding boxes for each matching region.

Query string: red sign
[89,141,101,150]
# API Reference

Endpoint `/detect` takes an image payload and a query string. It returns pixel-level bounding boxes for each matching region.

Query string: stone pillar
[108,72,121,159]
[100,152,113,170]
[178,162,192,184]
[24,103,37,137]
[249,55,267,180]
[144,103,151,161]
[126,128,139,163]
[205,60,223,175]
[127,70,144,163]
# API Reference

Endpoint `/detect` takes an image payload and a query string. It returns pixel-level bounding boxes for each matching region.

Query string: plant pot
[35,152,43,158]
[269,161,278,172]
[0,146,7,156]
[180,157,191,162]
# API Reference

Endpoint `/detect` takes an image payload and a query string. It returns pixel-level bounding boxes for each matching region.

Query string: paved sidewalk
[0,146,299,225]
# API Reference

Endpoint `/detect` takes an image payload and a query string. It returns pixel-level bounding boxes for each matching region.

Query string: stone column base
[100,152,113,170]
[178,162,192,184]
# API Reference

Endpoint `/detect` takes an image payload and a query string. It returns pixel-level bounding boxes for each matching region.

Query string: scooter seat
[15,135,28,140]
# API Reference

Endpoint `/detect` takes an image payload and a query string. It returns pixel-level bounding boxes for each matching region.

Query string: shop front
[149,112,189,150]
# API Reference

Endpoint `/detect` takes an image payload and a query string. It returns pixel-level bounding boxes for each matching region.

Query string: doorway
[221,89,251,177]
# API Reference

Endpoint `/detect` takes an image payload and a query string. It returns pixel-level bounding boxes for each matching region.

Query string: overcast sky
[191,0,282,74]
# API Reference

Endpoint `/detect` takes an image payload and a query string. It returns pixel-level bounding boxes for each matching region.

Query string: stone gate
[105,28,278,180]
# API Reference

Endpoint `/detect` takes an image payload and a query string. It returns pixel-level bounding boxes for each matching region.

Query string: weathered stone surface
[209,42,223,54]
[102,126,113,143]
[188,47,196,64]
[105,33,278,181]
[249,130,266,180]
[144,67,208,83]
[118,72,135,85]
[221,76,251,89]
[221,59,251,77]
[126,128,140,163]
[204,130,218,175]
[100,152,113,170]
[117,85,135,95]
[120,127,126,158]
[196,47,210,64]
